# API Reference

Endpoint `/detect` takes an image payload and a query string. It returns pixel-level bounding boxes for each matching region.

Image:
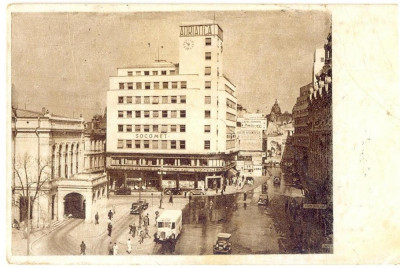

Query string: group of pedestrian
[108,242,119,255]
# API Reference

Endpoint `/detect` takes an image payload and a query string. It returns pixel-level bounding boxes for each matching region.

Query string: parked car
[213,233,232,254]
[273,176,281,185]
[245,177,254,185]
[164,188,182,195]
[189,188,205,195]
[130,199,148,214]
[257,194,269,206]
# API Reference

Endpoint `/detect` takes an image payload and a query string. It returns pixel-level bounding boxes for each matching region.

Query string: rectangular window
[161,125,168,133]
[144,140,150,148]
[136,82,142,90]
[180,110,186,118]
[118,125,123,132]
[118,111,124,118]
[170,70,176,75]
[180,125,186,132]
[205,81,211,89]
[145,82,151,89]
[153,71,158,75]
[205,125,211,133]
[127,71,133,76]
[127,111,132,118]
[127,96,132,103]
[153,110,159,118]
[205,96,211,104]
[144,111,150,118]
[205,52,211,60]
[152,140,159,149]
[181,81,187,89]
[144,71,149,76]
[144,125,150,132]
[180,95,186,103]
[154,82,159,89]
[152,96,159,104]
[135,125,141,132]
[119,83,124,90]
[161,70,167,75]
[135,96,141,104]
[136,71,141,76]
[128,83,133,90]
[172,82,177,88]
[144,96,150,104]
[204,140,210,150]
[180,140,186,149]
[118,97,124,104]
[171,140,176,149]
[135,140,141,149]
[161,140,168,149]
[205,110,211,118]
[162,110,168,118]
[118,140,124,149]
[126,125,132,132]
[205,67,211,76]
[171,125,177,132]
[162,96,168,104]
[171,96,177,103]
[135,111,141,118]
[205,37,211,46]
[171,110,177,118]
[152,125,159,132]
[163,82,169,89]
[126,140,132,149]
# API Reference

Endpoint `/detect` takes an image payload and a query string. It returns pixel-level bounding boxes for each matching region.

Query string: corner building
[106,22,237,192]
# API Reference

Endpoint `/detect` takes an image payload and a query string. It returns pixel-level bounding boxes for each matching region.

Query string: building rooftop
[117,61,177,70]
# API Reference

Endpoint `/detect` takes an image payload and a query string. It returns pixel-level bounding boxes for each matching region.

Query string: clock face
[183,39,194,50]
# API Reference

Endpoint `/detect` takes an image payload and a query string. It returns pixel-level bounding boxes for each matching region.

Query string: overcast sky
[11,10,331,120]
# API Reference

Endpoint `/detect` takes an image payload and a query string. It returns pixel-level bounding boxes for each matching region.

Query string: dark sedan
[164,188,182,195]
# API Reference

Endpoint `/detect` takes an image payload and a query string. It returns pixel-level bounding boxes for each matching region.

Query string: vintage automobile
[213,233,232,254]
[257,194,269,206]
[189,188,205,195]
[130,200,148,214]
[273,176,281,185]
[164,188,182,195]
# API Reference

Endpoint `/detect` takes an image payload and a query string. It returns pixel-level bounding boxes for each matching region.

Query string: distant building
[84,113,106,173]
[313,48,325,89]
[267,99,292,126]
[106,22,238,192]
[11,108,107,226]
[292,83,312,177]
[236,112,267,176]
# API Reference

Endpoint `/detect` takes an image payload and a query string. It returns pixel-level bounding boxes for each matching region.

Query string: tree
[13,153,51,223]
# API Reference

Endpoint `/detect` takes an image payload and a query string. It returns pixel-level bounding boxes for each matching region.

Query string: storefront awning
[227,168,239,178]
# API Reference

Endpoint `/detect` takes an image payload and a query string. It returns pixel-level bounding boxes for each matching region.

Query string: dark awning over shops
[227,168,239,178]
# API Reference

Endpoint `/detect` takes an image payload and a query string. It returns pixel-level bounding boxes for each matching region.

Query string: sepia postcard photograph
[5,3,399,266]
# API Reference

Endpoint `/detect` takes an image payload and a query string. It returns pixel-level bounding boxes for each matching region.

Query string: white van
[156,210,182,241]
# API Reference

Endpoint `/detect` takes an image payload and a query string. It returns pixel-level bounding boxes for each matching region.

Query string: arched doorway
[64,192,85,219]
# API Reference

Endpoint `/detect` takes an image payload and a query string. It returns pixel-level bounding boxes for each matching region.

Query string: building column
[59,145,66,178]
[54,149,59,178]
[84,193,92,223]
[57,192,64,221]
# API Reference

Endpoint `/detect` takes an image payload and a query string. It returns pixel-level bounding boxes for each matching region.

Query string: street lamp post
[139,177,142,228]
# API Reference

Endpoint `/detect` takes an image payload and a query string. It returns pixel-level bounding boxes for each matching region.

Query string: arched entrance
[64,192,85,219]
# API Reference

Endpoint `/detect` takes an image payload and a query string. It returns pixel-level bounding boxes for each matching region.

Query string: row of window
[117,139,211,150]
[226,112,236,122]
[118,124,186,133]
[119,81,187,90]
[118,110,187,119]
[126,69,176,77]
[118,95,186,104]
[226,99,236,109]
[117,139,186,150]
[117,110,214,119]
[117,124,212,133]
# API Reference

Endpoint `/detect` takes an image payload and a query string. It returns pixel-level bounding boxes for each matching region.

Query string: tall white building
[313,48,325,88]
[106,22,238,191]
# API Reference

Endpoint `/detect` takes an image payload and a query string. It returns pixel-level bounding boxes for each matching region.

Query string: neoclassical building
[11,108,107,227]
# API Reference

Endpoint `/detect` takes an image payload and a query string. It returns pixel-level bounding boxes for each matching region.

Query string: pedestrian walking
[113,242,118,255]
[108,222,113,237]
[132,223,137,238]
[145,225,151,238]
[155,212,159,226]
[108,209,113,220]
[139,230,144,244]
[95,212,99,224]
[126,238,132,254]
[169,192,173,203]
[80,241,86,255]
[145,213,150,226]
[108,242,113,255]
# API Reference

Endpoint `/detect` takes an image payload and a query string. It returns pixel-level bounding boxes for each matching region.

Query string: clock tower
[178,22,224,82]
